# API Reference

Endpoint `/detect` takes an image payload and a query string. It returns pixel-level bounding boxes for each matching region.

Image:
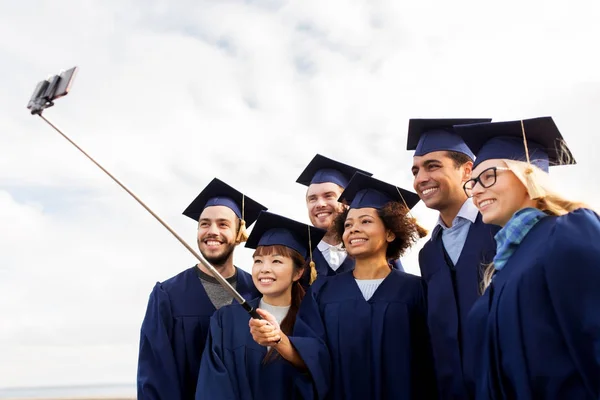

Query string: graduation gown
[196,297,311,400]
[465,209,600,399]
[418,213,498,399]
[137,266,259,400]
[291,269,437,399]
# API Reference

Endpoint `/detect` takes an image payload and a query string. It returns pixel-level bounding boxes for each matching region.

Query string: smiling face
[197,205,238,266]
[252,245,304,304]
[306,182,346,230]
[470,159,537,226]
[342,207,395,259]
[412,151,472,212]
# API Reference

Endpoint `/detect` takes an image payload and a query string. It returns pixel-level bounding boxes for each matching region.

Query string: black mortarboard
[453,116,575,172]
[296,154,372,188]
[339,172,420,210]
[182,178,267,225]
[407,118,492,159]
[245,211,326,259]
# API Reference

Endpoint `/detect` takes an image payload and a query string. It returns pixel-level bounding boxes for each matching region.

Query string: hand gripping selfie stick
[27,67,262,320]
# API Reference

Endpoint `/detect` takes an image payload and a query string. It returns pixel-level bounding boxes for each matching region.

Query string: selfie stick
[27,67,262,320]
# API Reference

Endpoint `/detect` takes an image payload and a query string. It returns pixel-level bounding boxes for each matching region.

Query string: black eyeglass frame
[463,166,511,198]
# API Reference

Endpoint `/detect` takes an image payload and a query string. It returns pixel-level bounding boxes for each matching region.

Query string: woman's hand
[249,308,307,369]
[249,308,281,346]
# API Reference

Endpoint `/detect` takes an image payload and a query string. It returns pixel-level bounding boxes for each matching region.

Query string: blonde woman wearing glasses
[454,117,600,400]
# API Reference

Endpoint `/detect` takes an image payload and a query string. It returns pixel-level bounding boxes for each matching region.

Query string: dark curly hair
[333,202,428,260]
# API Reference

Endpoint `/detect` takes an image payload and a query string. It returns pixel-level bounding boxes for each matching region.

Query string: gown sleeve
[288,281,331,400]
[137,283,182,400]
[195,312,238,400]
[543,208,600,397]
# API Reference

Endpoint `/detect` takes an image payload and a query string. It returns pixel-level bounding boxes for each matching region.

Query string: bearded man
[137,178,267,400]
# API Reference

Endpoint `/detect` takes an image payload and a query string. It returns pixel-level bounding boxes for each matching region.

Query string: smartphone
[52,66,78,101]
[27,66,78,114]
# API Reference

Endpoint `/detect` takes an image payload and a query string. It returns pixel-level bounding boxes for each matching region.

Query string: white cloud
[1,0,599,390]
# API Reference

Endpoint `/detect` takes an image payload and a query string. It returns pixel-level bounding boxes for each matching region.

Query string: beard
[198,238,236,266]
[205,245,235,266]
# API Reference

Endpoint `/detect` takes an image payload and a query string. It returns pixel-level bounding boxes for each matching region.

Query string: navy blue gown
[465,209,600,399]
[137,266,259,400]
[195,297,312,399]
[419,213,498,399]
[291,269,437,399]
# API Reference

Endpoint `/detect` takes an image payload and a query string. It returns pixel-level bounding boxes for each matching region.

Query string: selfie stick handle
[37,114,260,318]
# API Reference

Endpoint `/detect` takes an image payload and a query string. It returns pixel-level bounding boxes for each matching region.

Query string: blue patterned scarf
[493,207,548,272]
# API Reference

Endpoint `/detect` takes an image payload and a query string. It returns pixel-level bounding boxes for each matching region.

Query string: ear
[292,267,305,282]
[386,230,396,243]
[461,160,474,182]
[338,201,349,211]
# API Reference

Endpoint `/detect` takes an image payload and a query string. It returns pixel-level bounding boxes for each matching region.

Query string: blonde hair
[480,159,588,291]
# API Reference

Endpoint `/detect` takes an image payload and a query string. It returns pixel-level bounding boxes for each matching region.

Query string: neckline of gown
[342,269,401,303]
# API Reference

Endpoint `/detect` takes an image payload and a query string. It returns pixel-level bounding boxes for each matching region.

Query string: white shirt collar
[317,240,345,252]
[435,198,479,230]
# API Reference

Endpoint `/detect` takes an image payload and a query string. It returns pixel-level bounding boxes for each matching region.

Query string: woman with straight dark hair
[195,211,325,399]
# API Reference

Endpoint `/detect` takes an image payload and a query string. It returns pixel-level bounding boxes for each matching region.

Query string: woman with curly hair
[250,172,437,399]
[455,117,600,399]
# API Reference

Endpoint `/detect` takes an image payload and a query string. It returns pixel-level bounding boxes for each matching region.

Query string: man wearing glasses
[408,119,500,400]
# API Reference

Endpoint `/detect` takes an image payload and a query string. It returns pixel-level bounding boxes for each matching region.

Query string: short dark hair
[446,151,472,169]
[333,202,428,260]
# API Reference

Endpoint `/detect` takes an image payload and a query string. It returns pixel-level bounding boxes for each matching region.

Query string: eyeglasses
[463,166,511,198]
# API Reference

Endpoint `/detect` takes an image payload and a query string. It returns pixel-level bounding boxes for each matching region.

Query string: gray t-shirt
[258,299,291,325]
[196,267,238,310]
[259,299,291,351]
[355,278,385,301]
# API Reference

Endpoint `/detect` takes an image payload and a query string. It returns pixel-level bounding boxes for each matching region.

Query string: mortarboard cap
[296,154,372,188]
[245,211,326,259]
[182,178,267,225]
[407,118,492,159]
[453,116,575,173]
[339,172,421,211]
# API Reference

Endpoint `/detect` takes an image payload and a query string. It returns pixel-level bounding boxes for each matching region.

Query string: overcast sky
[1,0,599,390]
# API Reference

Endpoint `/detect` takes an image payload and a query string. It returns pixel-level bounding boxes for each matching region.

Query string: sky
[1,0,599,391]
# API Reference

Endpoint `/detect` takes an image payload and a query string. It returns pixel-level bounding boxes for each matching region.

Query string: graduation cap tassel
[520,120,546,200]
[235,194,249,244]
[395,187,428,238]
[308,225,317,285]
[395,187,412,216]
